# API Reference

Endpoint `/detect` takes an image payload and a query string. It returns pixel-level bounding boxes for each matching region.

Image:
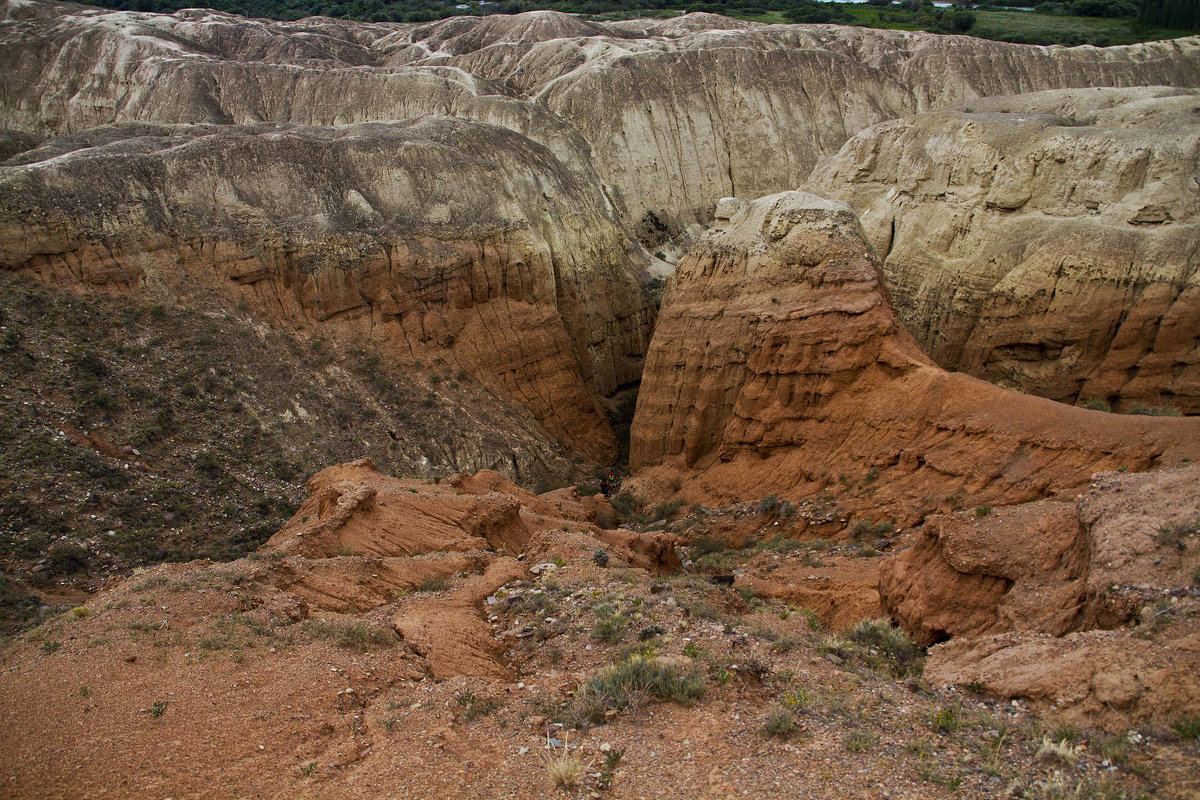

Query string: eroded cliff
[4,3,1199,241]
[809,87,1200,413]
[629,191,1200,514]
[0,118,654,459]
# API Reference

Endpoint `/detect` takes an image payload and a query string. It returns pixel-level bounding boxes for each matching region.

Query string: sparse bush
[848,619,924,677]
[1154,518,1198,550]
[929,704,961,734]
[46,541,90,575]
[304,620,396,652]
[762,706,797,739]
[1174,715,1200,739]
[1052,723,1082,743]
[1127,403,1182,417]
[610,491,644,523]
[1080,398,1111,412]
[844,730,878,752]
[455,689,501,721]
[148,699,168,719]
[592,549,610,567]
[572,654,705,725]
[793,607,821,631]
[757,494,781,514]
[592,612,628,644]
[40,640,61,654]
[974,505,992,518]
[415,578,448,593]
[687,534,728,557]
[638,624,665,641]
[651,499,683,520]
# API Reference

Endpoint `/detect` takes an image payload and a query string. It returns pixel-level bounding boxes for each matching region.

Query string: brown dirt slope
[3,459,1196,799]
[0,271,585,635]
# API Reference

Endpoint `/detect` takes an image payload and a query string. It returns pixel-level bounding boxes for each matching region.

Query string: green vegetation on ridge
[79,0,1197,46]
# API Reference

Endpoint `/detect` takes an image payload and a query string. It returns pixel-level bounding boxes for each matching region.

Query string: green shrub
[610,491,644,522]
[572,655,705,725]
[929,704,961,734]
[592,613,628,644]
[1127,403,1182,417]
[762,706,797,739]
[305,620,397,652]
[687,534,729,557]
[46,541,90,575]
[592,549,610,567]
[1174,715,1200,739]
[652,499,684,520]
[757,494,781,514]
[844,730,878,752]
[848,619,924,677]
[974,505,992,518]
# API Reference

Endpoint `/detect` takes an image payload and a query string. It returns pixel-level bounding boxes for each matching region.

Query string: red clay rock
[629,191,1200,518]
[887,463,1200,729]
[879,501,1089,646]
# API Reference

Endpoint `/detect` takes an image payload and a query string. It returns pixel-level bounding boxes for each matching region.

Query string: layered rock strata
[3,3,1199,239]
[629,191,1200,512]
[810,87,1200,412]
[0,118,653,459]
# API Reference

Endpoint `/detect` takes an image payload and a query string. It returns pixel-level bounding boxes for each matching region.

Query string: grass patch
[844,730,878,753]
[455,689,501,721]
[572,654,705,726]
[1173,715,1200,740]
[1127,403,1182,417]
[848,619,924,677]
[415,577,449,593]
[304,619,396,652]
[762,706,797,739]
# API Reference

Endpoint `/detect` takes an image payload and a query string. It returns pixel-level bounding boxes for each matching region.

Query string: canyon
[1,1,1199,798]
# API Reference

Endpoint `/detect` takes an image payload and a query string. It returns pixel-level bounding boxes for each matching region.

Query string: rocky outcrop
[261,458,680,677]
[629,191,1200,514]
[809,87,1200,412]
[926,626,1200,732]
[3,4,1199,241]
[0,118,654,459]
[880,463,1200,729]
[879,501,1089,646]
[4,4,1200,441]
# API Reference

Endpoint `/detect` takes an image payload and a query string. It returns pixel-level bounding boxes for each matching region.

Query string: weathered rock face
[810,88,1200,413]
[882,464,1200,644]
[879,501,1089,646]
[880,463,1200,729]
[0,118,653,459]
[629,191,1200,513]
[3,3,1200,447]
[3,3,1199,241]
[259,458,678,677]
